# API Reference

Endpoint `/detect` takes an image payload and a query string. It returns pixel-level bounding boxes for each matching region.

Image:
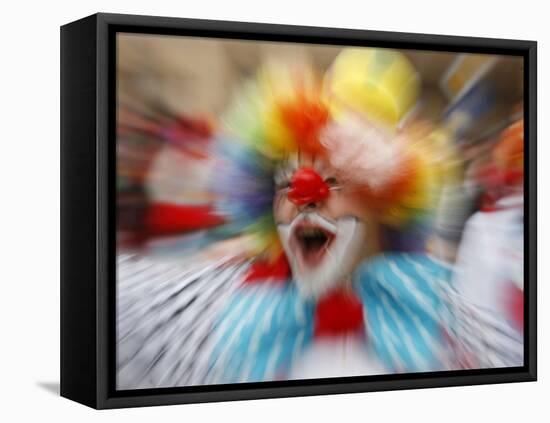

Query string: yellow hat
[324,48,420,129]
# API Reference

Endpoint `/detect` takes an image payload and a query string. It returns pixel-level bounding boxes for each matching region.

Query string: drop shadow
[36,381,60,396]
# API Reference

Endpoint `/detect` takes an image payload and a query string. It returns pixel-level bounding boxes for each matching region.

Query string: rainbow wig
[211,48,454,259]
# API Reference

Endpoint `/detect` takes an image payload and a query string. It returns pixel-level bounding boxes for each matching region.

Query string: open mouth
[292,224,335,268]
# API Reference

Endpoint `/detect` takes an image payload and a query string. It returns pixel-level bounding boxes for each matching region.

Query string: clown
[116,48,522,390]
[199,49,462,383]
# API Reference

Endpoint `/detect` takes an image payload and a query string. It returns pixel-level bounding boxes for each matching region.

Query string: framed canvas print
[60,13,537,409]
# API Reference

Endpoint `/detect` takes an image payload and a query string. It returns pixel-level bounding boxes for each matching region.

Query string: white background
[1,0,547,421]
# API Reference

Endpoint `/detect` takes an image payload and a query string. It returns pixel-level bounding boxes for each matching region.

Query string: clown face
[274,154,381,299]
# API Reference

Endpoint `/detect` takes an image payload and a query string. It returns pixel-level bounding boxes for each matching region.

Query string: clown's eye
[324,177,338,186]
[276,180,290,190]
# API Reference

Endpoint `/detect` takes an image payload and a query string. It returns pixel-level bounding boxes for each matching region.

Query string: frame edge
[60,13,100,409]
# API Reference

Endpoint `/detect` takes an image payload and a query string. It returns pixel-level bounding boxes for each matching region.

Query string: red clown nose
[287,167,329,206]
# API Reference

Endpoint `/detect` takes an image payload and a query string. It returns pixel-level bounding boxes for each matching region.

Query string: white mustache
[278,212,338,235]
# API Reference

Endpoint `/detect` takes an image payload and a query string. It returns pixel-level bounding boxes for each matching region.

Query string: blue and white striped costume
[204,253,455,383]
[116,252,523,389]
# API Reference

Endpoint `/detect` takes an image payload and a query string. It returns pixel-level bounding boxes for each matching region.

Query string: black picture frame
[60,12,537,409]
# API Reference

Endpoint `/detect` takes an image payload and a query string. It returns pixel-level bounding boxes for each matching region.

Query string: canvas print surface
[115,33,524,390]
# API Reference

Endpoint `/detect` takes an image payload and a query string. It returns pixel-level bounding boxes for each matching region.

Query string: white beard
[277,213,367,299]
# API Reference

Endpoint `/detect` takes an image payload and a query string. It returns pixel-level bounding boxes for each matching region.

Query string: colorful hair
[212,48,454,258]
